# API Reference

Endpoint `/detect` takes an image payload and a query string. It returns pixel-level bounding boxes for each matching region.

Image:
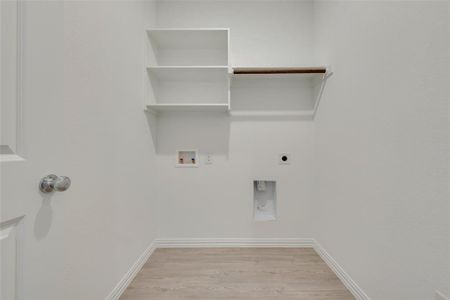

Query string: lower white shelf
[147,103,229,113]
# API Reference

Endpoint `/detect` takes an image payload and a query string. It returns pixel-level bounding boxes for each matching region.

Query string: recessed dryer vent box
[253,180,277,221]
[176,150,199,167]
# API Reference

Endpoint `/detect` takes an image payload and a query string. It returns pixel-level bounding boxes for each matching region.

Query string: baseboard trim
[155,238,315,248]
[105,241,156,300]
[313,240,370,300]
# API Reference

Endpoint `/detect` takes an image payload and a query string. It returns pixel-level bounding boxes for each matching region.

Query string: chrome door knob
[39,174,71,193]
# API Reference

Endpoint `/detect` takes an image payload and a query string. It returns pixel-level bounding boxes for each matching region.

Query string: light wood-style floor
[120,248,355,300]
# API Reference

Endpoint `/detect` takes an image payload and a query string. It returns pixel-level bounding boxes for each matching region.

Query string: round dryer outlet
[279,153,291,165]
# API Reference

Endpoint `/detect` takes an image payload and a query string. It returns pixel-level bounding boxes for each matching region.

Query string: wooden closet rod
[233,67,327,74]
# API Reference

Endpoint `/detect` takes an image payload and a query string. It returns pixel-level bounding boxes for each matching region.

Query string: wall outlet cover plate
[205,154,213,164]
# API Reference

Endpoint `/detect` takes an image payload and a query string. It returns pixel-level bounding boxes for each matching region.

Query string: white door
[1,1,66,299]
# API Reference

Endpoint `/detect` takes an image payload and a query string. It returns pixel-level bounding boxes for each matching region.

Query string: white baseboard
[105,241,156,300]
[313,240,370,300]
[106,238,370,300]
[155,238,315,248]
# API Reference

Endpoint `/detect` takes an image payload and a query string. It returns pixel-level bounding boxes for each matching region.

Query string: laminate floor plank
[120,248,355,300]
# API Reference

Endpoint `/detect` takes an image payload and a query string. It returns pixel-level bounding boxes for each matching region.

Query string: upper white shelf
[147,28,229,66]
[232,66,328,76]
[230,66,332,118]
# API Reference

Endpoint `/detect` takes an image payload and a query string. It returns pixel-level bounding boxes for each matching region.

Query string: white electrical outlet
[205,154,213,164]
[279,153,291,164]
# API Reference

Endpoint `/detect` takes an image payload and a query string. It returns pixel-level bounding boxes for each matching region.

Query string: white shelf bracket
[312,65,333,118]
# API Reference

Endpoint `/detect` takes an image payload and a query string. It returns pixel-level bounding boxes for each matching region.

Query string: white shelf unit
[146,29,230,113]
[230,67,331,118]
[145,29,332,117]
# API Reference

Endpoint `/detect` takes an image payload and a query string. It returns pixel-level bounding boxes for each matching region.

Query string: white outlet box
[175,150,199,168]
[279,153,291,164]
[205,154,213,164]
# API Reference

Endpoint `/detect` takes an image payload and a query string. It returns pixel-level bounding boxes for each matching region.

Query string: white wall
[62,1,158,299]
[1,2,158,299]
[156,0,314,67]
[313,1,449,299]
[154,0,317,239]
